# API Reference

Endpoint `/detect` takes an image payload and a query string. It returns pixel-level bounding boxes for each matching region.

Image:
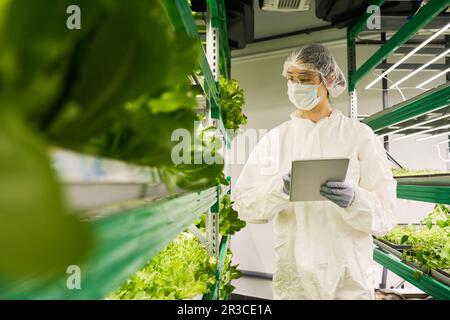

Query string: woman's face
[287,66,329,100]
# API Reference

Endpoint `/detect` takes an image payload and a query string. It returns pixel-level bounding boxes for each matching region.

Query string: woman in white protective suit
[233,44,397,300]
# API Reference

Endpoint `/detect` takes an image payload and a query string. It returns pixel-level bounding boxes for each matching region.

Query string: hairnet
[282,44,347,97]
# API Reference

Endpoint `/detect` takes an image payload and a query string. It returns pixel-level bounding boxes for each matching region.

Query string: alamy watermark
[366,5,381,30]
[170,121,281,175]
[66,265,81,290]
[66,5,81,30]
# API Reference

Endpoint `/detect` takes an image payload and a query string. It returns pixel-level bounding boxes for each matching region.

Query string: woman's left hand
[320,181,355,208]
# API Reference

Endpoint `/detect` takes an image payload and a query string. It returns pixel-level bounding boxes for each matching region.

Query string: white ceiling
[253,0,330,39]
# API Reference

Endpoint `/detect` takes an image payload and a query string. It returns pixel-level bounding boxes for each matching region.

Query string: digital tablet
[289,158,350,202]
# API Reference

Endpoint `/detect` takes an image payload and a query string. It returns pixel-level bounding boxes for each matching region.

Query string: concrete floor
[232,275,428,300]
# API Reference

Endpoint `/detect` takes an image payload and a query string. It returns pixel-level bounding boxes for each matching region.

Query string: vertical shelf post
[205,0,221,262]
[347,27,358,119]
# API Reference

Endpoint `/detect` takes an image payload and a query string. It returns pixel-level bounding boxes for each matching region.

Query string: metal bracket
[206,11,220,82]
[206,2,221,120]
[206,209,219,257]
[347,26,358,121]
[386,151,403,169]
[188,224,207,247]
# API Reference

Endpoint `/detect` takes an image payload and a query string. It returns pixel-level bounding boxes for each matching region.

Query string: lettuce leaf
[0,112,92,277]
[219,249,241,300]
[108,232,216,300]
[219,77,247,132]
[195,195,246,236]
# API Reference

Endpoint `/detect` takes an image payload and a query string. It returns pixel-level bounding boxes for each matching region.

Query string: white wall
[228,35,449,291]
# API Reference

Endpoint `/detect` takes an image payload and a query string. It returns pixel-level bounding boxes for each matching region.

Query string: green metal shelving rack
[0,188,217,299]
[162,0,233,300]
[396,184,450,205]
[347,0,450,298]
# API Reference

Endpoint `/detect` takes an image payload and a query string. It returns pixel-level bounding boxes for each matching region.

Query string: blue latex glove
[282,171,291,195]
[320,181,355,208]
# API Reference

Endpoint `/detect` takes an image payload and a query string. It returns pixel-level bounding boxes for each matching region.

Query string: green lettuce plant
[421,204,449,230]
[380,206,450,275]
[219,77,247,132]
[108,232,216,300]
[391,168,450,177]
[195,195,246,236]
[219,249,241,300]
[0,0,209,278]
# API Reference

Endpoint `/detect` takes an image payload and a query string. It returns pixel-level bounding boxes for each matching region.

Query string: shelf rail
[362,82,450,132]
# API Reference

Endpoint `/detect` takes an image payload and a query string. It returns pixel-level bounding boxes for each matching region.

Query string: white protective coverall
[233,109,397,300]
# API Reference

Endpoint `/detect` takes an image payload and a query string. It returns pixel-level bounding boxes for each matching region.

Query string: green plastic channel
[211,184,221,213]
[161,0,220,119]
[348,0,385,42]
[207,0,220,28]
[218,112,232,149]
[0,187,217,299]
[350,0,450,87]
[204,279,218,300]
[218,0,231,79]
[373,248,450,300]
[217,236,230,276]
[220,184,231,200]
[162,0,231,148]
[200,58,221,121]
[363,82,450,132]
[220,45,230,80]
[397,184,450,205]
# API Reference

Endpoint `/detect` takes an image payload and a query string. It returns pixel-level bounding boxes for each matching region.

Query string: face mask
[287,81,322,110]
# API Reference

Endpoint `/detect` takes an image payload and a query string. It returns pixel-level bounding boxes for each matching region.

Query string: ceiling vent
[260,0,312,12]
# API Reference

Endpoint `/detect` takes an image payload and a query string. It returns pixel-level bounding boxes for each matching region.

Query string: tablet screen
[289,158,350,202]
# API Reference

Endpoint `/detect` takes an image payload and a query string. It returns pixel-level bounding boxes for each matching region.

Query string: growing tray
[374,239,450,287]
[431,269,450,287]
[394,173,450,186]
[402,261,450,288]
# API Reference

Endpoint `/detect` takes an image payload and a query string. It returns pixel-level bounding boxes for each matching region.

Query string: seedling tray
[403,261,450,288]
[394,173,450,186]
[432,269,450,287]
[374,239,450,287]
[374,237,412,251]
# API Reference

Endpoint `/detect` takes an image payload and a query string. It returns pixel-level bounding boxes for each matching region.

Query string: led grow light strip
[365,22,450,90]
[416,67,450,88]
[379,113,450,138]
[416,131,450,142]
[389,48,450,89]
[391,123,450,142]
